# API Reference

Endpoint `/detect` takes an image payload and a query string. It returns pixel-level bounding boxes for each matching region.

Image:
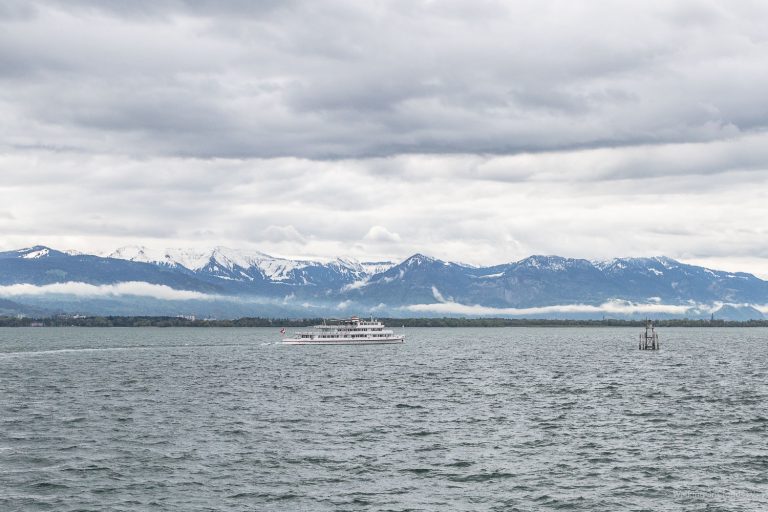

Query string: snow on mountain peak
[360,261,396,275]
[593,256,681,273]
[208,246,273,271]
[21,247,50,259]
[404,253,437,266]
[519,255,570,271]
[2,246,70,259]
[106,245,362,281]
[652,256,679,269]
[108,245,156,263]
[333,257,365,273]
[333,257,394,275]
[109,246,211,270]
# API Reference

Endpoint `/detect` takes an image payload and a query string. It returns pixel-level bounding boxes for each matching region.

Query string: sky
[1,0,768,277]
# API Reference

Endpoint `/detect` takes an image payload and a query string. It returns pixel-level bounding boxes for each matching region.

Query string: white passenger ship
[281,316,405,345]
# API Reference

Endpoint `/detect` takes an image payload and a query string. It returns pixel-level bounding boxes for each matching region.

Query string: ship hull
[282,337,404,345]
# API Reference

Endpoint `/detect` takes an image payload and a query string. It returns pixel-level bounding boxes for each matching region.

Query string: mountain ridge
[0,245,766,319]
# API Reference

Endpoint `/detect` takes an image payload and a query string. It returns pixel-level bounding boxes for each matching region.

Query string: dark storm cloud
[3,0,768,160]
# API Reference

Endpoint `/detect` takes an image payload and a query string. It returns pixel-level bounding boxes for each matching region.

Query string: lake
[1,327,766,511]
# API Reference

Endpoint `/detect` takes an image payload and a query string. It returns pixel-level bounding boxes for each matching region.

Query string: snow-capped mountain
[107,245,395,286]
[1,246,68,260]
[341,253,768,312]
[1,246,766,319]
[107,246,213,270]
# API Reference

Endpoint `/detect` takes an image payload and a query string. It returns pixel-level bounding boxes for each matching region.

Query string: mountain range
[0,245,766,319]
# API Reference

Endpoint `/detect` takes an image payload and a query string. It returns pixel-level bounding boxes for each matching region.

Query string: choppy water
[1,327,766,511]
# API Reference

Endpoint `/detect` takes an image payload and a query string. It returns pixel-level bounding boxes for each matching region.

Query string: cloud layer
[405,300,768,317]
[3,281,766,317]
[1,1,768,276]
[4,1,768,159]
[405,299,694,317]
[0,281,213,300]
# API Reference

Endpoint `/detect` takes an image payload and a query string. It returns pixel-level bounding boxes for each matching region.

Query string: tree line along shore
[0,316,767,328]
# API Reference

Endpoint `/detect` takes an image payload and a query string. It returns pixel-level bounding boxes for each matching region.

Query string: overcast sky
[2,0,768,275]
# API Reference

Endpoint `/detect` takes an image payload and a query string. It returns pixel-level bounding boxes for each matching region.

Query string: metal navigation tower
[639,319,659,350]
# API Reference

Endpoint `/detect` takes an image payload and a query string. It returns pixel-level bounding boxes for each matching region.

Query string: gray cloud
[261,225,307,244]
[2,1,768,158]
[363,226,401,243]
[2,1,768,277]
[2,139,767,277]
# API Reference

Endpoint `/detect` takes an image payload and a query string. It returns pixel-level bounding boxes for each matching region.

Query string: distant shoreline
[1,316,767,328]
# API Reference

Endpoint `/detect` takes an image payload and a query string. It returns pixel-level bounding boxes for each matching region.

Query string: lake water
[1,327,766,511]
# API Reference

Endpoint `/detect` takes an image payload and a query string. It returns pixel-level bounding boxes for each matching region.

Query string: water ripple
[1,326,767,511]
